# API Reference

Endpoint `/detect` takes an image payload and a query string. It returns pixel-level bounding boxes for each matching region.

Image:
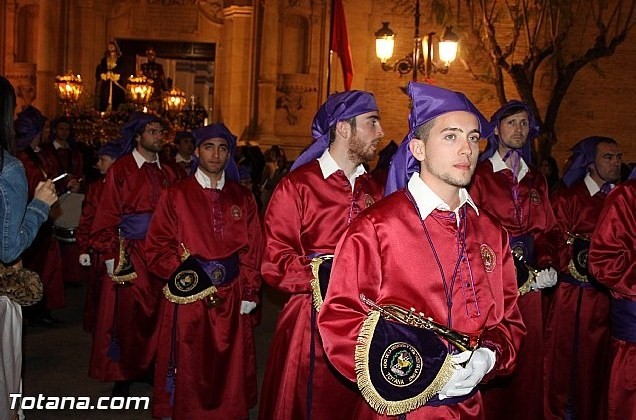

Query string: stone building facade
[1,0,634,167]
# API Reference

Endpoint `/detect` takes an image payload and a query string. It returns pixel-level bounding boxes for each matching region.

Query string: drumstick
[52,173,69,183]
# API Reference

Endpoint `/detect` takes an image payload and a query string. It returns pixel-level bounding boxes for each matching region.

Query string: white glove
[534,267,558,290]
[79,253,91,267]
[240,301,257,315]
[439,348,496,400]
[105,259,115,276]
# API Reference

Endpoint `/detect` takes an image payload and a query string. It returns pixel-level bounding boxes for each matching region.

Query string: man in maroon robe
[319,82,525,419]
[89,113,181,396]
[469,101,558,420]
[146,123,262,418]
[259,90,385,420]
[76,141,121,332]
[544,136,622,420]
[588,168,636,420]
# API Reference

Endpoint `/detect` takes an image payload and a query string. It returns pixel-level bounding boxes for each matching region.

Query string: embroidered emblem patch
[209,263,226,282]
[231,205,242,220]
[480,244,496,273]
[530,189,540,204]
[175,270,198,292]
[381,342,423,387]
[364,194,375,208]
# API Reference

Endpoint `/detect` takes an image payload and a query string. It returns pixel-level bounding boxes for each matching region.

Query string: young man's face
[138,122,164,154]
[96,155,115,175]
[54,122,71,142]
[196,137,230,177]
[592,142,622,183]
[419,111,480,188]
[496,110,529,150]
[177,137,195,158]
[347,111,384,165]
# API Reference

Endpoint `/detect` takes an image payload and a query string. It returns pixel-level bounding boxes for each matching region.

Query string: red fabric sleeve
[589,182,636,298]
[261,177,312,294]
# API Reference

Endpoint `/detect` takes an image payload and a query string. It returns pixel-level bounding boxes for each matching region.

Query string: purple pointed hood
[191,123,239,183]
[385,82,491,196]
[290,90,378,171]
[479,100,539,164]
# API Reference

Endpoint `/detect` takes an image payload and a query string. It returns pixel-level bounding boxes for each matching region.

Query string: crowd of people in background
[0,72,635,420]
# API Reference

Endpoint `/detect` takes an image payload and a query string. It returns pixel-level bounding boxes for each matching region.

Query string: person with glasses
[89,112,182,397]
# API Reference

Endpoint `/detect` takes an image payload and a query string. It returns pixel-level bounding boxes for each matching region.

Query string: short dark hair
[498,105,527,121]
[329,117,356,145]
[413,119,435,142]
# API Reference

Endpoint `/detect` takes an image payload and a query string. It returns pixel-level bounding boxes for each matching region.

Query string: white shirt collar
[53,140,69,150]
[175,153,192,163]
[132,148,161,169]
[583,173,614,196]
[317,149,366,190]
[195,167,225,190]
[489,150,529,181]
[407,173,479,226]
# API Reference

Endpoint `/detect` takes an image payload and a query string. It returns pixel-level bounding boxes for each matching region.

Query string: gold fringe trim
[309,255,333,313]
[111,272,137,284]
[568,259,589,282]
[163,284,218,305]
[354,311,456,415]
[112,236,137,284]
[517,270,537,296]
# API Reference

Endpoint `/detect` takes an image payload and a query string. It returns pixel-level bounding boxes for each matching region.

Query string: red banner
[331,0,353,90]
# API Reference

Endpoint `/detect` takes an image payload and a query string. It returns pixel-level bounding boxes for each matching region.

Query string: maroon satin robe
[469,160,557,420]
[146,176,263,419]
[318,190,525,419]
[89,154,181,381]
[259,160,383,420]
[588,181,636,420]
[543,180,611,420]
[76,179,105,332]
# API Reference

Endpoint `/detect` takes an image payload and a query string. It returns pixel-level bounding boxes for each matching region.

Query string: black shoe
[112,381,131,398]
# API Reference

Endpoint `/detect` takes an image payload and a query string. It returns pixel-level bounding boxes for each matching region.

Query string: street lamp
[374,0,459,83]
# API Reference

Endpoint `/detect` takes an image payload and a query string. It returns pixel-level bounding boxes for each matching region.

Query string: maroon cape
[318,189,525,419]
[589,181,636,420]
[543,179,611,420]
[470,159,557,420]
[76,179,106,332]
[89,154,181,381]
[259,160,383,420]
[146,176,263,418]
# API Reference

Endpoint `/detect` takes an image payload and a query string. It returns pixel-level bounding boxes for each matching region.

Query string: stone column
[34,0,64,116]
[253,0,279,144]
[217,5,254,137]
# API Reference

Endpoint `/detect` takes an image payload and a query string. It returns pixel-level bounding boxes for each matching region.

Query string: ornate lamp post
[126,73,154,110]
[163,86,187,128]
[374,0,459,83]
[54,72,83,115]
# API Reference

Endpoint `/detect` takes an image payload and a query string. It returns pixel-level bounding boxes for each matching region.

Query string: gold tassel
[163,284,218,305]
[354,310,457,415]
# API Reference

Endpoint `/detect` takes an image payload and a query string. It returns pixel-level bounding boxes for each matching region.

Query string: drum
[50,192,85,243]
